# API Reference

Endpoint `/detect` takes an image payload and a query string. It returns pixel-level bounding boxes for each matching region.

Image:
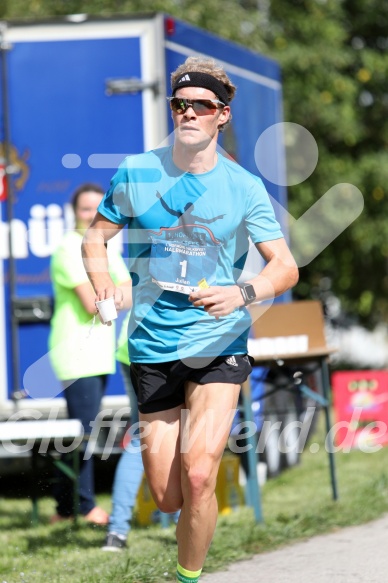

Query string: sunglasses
[167,97,225,115]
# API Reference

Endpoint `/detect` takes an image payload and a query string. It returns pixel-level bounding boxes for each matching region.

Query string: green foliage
[2,0,388,326]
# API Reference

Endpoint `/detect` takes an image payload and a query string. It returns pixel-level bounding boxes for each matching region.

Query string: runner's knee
[183,465,216,505]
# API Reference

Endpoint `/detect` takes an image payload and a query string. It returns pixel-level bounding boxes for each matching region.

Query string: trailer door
[0,16,166,415]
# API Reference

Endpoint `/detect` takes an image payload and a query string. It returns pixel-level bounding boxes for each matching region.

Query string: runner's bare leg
[140,382,240,571]
[177,382,240,570]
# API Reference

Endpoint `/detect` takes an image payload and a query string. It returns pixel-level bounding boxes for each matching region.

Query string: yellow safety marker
[197,278,210,289]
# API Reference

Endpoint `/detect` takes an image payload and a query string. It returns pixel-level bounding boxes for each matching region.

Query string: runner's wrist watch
[238,283,256,305]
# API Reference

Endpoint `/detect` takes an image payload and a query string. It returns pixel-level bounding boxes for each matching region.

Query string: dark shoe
[101,533,127,552]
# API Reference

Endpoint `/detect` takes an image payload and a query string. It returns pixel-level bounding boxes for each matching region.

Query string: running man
[82,57,298,582]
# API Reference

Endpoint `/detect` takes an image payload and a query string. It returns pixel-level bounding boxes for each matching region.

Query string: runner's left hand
[189,285,244,319]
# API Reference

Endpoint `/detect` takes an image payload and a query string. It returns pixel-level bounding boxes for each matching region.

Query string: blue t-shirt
[98,146,283,364]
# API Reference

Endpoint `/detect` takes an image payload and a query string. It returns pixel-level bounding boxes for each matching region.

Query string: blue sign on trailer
[0,14,287,418]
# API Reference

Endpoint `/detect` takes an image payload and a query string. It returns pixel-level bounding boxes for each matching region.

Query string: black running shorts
[130,354,253,414]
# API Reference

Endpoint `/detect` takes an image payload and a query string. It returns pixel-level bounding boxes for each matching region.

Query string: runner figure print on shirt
[148,191,225,294]
[156,191,225,233]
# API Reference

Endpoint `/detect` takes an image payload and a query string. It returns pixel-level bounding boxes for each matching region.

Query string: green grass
[2,424,388,582]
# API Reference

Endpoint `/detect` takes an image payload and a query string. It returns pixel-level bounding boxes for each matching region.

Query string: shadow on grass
[25,525,105,551]
[0,508,38,529]
[24,521,178,553]
[139,529,177,546]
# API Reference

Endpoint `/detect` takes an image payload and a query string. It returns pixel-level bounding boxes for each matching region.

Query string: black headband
[172,71,230,105]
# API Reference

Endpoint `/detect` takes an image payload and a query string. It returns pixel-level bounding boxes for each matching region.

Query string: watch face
[244,284,256,302]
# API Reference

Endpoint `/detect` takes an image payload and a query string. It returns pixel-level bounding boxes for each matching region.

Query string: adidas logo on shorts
[178,74,191,82]
[225,356,238,367]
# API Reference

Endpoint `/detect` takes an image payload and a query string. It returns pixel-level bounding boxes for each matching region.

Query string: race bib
[149,237,220,294]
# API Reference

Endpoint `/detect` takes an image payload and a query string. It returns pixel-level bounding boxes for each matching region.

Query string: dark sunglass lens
[192,100,217,113]
[170,98,187,113]
[192,100,207,113]
[170,98,219,114]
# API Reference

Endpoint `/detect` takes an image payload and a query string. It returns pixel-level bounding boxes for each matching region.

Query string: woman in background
[49,182,131,525]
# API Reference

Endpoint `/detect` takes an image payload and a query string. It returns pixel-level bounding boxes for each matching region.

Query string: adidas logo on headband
[172,71,230,104]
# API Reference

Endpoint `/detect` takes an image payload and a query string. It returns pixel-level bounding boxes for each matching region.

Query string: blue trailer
[0,14,287,424]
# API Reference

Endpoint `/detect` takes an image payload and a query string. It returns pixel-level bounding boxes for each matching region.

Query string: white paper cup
[95,297,117,324]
